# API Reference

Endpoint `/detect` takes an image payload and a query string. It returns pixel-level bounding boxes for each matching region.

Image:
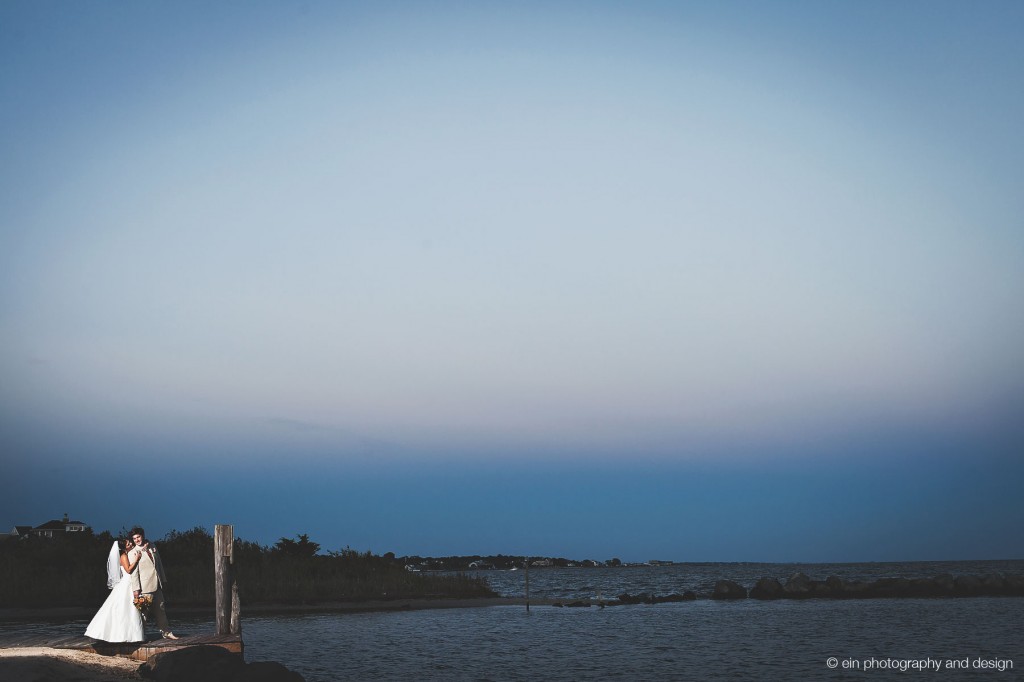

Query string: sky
[1,1,1022,563]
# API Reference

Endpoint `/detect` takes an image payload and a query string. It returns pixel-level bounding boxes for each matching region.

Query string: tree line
[0,527,495,608]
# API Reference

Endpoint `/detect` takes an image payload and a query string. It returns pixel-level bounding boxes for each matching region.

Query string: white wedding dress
[85,542,145,642]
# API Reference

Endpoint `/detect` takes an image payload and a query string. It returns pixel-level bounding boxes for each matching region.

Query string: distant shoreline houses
[5,513,88,540]
[404,555,676,572]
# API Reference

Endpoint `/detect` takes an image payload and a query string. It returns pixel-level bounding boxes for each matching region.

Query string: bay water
[4,560,1021,680]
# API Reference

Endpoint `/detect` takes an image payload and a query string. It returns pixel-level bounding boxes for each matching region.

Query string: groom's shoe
[162,631,179,640]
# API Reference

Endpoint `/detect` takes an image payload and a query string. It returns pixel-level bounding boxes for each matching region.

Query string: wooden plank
[89,635,244,662]
[0,632,48,648]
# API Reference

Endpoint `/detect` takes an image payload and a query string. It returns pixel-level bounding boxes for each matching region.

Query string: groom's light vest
[130,545,166,594]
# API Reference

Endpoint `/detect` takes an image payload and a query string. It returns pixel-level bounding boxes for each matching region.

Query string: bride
[84,538,145,642]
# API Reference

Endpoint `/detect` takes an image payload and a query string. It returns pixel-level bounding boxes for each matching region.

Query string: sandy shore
[0,647,142,680]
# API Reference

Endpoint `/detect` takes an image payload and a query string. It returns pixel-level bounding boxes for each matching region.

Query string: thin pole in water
[525,558,530,612]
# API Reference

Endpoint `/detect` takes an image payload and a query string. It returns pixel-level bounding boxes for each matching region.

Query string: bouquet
[133,594,153,620]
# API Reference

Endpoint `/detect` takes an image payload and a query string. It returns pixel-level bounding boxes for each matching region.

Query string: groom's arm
[154,546,168,587]
[130,551,142,593]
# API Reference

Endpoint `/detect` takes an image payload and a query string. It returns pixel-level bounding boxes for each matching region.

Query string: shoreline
[5,579,1024,623]
[0,596,553,622]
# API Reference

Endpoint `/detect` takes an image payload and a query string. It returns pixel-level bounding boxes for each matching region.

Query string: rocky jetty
[572,573,1023,607]
[614,591,697,605]
[749,577,785,600]
[711,580,748,600]
[741,573,1024,600]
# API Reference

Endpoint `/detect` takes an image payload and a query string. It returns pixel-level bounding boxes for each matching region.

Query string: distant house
[22,514,88,538]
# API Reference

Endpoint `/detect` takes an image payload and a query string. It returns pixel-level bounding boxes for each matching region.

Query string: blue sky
[2,1,1022,562]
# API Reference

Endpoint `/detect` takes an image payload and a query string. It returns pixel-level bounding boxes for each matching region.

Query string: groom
[129,527,178,640]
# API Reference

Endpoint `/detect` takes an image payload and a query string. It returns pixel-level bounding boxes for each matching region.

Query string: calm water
[237,598,1021,681]
[4,561,1022,680]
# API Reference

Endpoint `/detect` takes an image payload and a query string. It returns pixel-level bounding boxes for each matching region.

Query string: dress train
[85,568,145,642]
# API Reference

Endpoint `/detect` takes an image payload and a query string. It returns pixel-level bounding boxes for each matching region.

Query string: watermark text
[825,657,1014,673]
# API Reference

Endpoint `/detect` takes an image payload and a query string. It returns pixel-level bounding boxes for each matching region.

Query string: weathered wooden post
[214,525,240,635]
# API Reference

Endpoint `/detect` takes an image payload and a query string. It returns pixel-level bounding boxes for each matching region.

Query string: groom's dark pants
[145,589,171,632]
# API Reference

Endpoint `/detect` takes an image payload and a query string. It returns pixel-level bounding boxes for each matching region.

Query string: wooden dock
[1,524,245,664]
[0,631,243,662]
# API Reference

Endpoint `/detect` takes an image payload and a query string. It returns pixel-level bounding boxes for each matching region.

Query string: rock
[931,574,956,595]
[239,662,305,682]
[902,575,955,597]
[979,574,1007,594]
[954,575,982,596]
[616,592,651,604]
[1004,574,1024,595]
[139,646,244,682]
[138,645,305,682]
[749,577,785,600]
[711,580,747,600]
[838,580,871,598]
[656,593,687,603]
[783,573,815,598]
[868,577,912,598]
[906,578,933,596]
[810,580,834,597]
[617,591,690,604]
